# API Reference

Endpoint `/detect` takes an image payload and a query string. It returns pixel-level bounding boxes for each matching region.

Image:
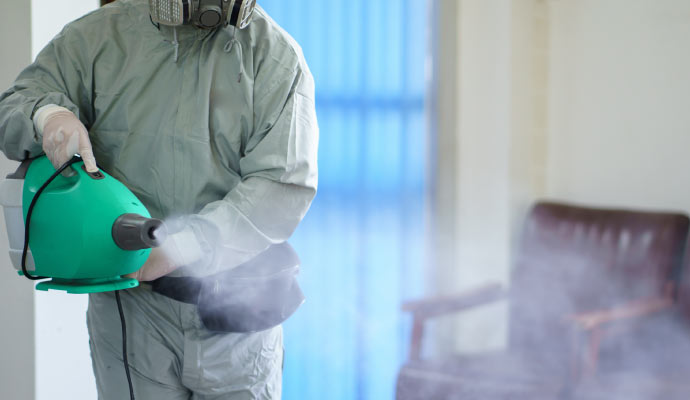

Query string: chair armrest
[565,294,675,380]
[402,282,506,321]
[402,282,506,363]
[566,296,674,331]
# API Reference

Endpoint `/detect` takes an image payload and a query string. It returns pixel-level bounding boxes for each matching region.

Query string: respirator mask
[149,0,256,30]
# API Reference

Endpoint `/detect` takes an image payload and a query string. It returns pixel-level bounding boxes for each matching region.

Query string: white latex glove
[125,229,204,282]
[34,105,98,173]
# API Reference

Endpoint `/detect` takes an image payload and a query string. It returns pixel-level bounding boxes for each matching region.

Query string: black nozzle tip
[112,214,167,251]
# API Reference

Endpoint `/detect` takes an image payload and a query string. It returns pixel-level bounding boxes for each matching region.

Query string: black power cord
[20,156,135,400]
[115,290,136,400]
[21,155,82,280]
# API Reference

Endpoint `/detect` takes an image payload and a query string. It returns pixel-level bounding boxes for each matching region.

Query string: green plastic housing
[22,157,146,293]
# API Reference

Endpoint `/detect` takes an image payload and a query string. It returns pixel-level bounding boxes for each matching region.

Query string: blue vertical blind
[258,1,429,399]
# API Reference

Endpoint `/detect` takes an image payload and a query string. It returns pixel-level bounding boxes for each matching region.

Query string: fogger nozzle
[112,213,167,250]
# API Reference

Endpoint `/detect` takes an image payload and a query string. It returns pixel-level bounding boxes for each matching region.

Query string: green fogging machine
[0,155,164,293]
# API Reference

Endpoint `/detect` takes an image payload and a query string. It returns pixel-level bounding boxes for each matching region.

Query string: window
[259,1,429,399]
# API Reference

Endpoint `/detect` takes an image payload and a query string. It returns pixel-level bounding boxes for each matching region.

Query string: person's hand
[35,105,98,173]
[125,247,177,282]
[125,228,204,281]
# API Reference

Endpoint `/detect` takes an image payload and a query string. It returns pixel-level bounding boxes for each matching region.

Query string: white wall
[434,0,551,355]
[0,3,36,400]
[450,0,513,353]
[546,0,690,212]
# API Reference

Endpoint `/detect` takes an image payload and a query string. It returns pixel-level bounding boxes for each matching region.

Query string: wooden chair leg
[585,327,604,376]
[409,318,424,362]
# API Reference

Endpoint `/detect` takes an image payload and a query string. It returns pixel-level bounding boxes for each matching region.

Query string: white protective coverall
[0,0,318,398]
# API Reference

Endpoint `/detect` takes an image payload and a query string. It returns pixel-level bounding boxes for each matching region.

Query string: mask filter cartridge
[149,0,186,26]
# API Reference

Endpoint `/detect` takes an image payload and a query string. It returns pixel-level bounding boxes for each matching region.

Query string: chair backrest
[508,202,689,359]
[677,236,690,320]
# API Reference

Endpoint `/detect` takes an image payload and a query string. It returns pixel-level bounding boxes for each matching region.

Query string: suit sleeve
[172,51,319,277]
[0,26,93,160]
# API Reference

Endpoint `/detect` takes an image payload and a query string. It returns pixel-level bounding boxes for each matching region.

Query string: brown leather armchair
[396,202,689,400]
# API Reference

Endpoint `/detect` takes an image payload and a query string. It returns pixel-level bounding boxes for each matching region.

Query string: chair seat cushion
[396,351,569,400]
[574,372,690,400]
[597,314,690,378]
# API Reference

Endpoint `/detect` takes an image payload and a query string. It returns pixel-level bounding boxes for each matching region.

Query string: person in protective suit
[0,0,318,398]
